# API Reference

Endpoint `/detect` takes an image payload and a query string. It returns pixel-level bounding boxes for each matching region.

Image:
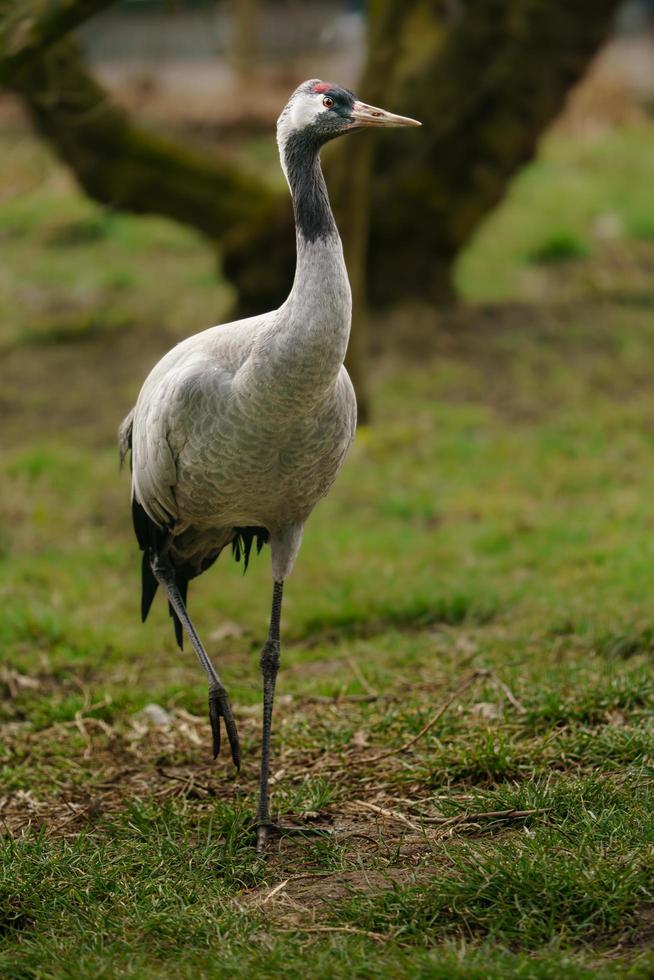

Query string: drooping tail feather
[232,526,269,571]
[132,497,186,650]
[141,548,158,623]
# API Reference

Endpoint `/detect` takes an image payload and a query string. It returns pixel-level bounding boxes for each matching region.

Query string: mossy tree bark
[7,38,276,239]
[1,0,276,253]
[329,0,417,422]
[0,0,112,83]
[233,0,260,88]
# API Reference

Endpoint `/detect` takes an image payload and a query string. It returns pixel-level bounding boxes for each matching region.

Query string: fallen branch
[257,872,336,906]
[488,672,526,714]
[350,800,547,835]
[350,800,422,833]
[362,669,490,765]
[422,806,549,827]
[345,655,378,697]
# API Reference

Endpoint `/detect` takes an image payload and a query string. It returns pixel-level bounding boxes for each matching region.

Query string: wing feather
[131,384,182,528]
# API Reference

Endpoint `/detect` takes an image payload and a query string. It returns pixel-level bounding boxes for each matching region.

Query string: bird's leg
[256,579,283,851]
[150,551,240,770]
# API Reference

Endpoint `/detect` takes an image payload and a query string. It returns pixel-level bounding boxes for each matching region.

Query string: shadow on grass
[295,592,499,646]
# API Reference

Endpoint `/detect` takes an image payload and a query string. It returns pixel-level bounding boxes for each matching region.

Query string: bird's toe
[223,706,241,771]
[208,685,240,769]
[209,696,221,759]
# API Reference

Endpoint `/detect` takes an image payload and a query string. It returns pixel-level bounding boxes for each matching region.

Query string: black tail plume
[232,526,269,571]
[141,549,158,622]
[133,498,188,648]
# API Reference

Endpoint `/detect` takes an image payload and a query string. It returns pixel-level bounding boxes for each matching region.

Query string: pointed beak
[349,100,421,129]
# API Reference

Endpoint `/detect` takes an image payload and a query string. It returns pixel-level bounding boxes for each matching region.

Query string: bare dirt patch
[245,866,422,913]
[620,904,654,953]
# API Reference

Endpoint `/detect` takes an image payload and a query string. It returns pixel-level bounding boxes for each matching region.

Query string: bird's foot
[209,684,240,770]
[256,820,333,852]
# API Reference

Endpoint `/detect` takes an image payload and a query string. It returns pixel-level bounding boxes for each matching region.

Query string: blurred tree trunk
[223,0,621,309]
[0,0,111,83]
[6,37,275,238]
[368,0,622,307]
[329,0,418,422]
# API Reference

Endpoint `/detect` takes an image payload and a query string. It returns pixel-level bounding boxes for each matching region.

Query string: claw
[208,686,241,770]
[222,701,241,770]
[208,691,222,759]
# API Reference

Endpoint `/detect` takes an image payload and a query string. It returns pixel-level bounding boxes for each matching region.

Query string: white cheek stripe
[291,94,325,130]
[277,92,328,186]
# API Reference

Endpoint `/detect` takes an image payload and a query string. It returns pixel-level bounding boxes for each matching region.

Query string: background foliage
[2,1,654,976]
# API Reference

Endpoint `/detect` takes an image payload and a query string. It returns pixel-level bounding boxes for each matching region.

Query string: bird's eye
[322,96,334,109]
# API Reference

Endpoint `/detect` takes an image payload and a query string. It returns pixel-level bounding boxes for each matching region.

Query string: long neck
[241,133,352,411]
[275,133,352,394]
[283,132,338,244]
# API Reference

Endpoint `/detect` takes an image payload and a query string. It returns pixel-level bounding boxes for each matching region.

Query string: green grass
[335,777,654,947]
[3,116,654,976]
[457,123,654,302]
[0,134,233,352]
[527,231,590,264]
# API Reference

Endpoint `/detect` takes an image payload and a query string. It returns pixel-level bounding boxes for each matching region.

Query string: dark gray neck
[282,132,338,244]
[241,129,351,409]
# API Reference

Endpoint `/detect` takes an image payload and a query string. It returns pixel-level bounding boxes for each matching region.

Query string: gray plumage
[119,79,419,848]
[121,231,355,581]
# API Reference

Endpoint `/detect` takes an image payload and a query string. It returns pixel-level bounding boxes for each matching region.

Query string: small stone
[470,701,502,720]
[592,211,623,241]
[209,622,246,642]
[135,703,172,726]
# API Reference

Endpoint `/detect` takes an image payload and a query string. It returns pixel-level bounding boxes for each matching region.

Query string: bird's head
[277,78,421,155]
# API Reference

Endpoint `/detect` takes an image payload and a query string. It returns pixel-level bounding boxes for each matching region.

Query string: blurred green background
[3,2,654,977]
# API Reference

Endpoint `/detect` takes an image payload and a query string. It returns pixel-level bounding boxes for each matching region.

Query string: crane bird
[119,79,420,849]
